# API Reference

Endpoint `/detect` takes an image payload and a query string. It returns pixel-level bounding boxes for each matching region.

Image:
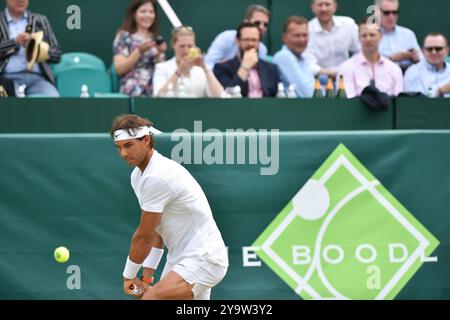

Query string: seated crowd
[0,0,449,99]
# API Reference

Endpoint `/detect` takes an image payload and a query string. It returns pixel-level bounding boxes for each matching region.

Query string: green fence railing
[1,97,448,133]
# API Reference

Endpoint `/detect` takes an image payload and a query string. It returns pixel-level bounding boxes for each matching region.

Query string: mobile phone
[154,35,165,45]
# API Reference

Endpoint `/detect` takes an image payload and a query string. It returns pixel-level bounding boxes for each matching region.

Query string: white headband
[113,126,162,142]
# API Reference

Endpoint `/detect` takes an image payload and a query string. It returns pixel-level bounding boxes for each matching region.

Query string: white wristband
[143,248,164,270]
[123,256,142,280]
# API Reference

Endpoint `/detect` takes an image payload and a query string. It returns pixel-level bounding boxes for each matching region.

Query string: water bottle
[232,86,242,98]
[287,84,297,98]
[80,84,90,98]
[17,84,26,98]
[427,87,437,98]
[223,87,233,98]
[276,82,286,98]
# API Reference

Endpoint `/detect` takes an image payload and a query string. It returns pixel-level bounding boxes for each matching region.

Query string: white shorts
[161,256,228,300]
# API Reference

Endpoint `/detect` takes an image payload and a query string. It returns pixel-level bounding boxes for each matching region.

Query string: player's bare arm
[123,211,163,296]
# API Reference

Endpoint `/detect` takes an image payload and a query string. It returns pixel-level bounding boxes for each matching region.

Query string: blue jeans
[3,72,60,97]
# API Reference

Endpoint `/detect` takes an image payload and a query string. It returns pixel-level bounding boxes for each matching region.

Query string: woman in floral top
[113,0,167,97]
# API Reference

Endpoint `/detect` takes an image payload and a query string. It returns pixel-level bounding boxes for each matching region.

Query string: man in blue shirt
[273,16,315,98]
[0,0,61,96]
[404,33,450,98]
[377,0,422,72]
[204,4,270,70]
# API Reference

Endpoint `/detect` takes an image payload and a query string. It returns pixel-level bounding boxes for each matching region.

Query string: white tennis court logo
[253,144,439,300]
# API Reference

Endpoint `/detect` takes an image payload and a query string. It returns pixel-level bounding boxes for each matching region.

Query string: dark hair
[118,0,159,35]
[110,114,155,149]
[283,16,308,34]
[236,22,262,40]
[359,16,370,26]
[424,32,449,47]
[244,4,271,20]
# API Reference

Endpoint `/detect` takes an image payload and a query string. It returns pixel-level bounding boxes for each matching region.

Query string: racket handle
[129,284,143,296]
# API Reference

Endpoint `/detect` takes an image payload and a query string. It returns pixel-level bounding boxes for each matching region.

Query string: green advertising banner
[0,132,448,300]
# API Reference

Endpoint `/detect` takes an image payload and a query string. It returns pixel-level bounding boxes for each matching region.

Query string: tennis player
[110,114,228,300]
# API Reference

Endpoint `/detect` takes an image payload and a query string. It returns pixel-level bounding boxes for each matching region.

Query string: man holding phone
[377,0,422,72]
[404,33,450,98]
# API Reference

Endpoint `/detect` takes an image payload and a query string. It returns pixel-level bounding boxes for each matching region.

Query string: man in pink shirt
[338,17,403,98]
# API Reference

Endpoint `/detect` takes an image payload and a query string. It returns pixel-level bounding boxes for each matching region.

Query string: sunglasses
[252,20,269,28]
[424,46,445,53]
[171,25,194,36]
[381,10,399,16]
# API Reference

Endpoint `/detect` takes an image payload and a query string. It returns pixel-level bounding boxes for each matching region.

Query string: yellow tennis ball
[54,246,70,263]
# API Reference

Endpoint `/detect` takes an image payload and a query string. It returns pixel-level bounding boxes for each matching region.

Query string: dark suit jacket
[0,10,61,84]
[213,56,280,97]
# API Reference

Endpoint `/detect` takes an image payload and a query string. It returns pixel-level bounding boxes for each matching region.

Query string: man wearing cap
[110,114,228,300]
[0,0,61,96]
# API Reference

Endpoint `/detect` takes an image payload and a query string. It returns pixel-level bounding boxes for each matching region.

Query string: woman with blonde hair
[153,26,224,98]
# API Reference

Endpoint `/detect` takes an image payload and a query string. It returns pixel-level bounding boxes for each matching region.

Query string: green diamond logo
[253,144,439,300]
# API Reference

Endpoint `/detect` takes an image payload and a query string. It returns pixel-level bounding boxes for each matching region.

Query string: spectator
[213,22,280,98]
[404,33,450,98]
[273,16,315,98]
[153,26,224,98]
[0,0,61,97]
[377,0,422,72]
[204,4,270,70]
[338,17,403,98]
[304,0,360,80]
[113,0,167,97]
